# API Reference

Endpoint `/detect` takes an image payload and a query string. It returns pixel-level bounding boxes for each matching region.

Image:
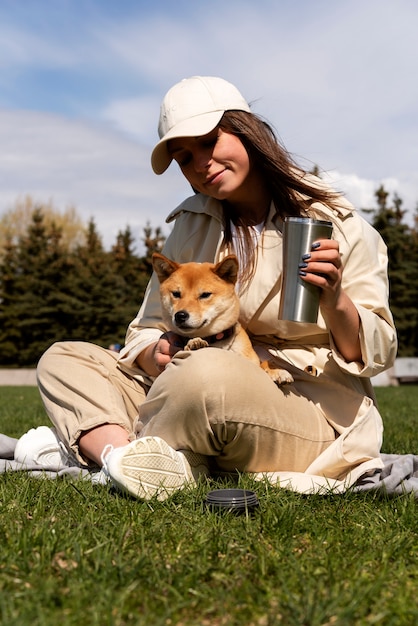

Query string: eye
[202,138,216,149]
[174,152,191,167]
[200,130,218,149]
[179,156,191,167]
[199,292,212,300]
[171,290,181,299]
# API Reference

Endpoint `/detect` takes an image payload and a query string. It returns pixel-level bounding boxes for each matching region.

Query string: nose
[174,310,189,326]
[194,149,211,172]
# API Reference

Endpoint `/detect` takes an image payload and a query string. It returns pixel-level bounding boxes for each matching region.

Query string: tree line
[0,187,416,367]
[0,206,164,366]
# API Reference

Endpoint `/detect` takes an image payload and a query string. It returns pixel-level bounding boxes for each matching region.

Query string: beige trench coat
[118,190,397,493]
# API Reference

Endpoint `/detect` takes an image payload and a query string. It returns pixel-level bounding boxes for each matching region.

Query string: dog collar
[203,325,235,345]
[177,325,235,348]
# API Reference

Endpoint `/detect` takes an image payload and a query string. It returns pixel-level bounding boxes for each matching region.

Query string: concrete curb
[0,369,37,386]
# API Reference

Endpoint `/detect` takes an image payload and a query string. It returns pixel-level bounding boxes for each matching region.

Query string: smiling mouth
[205,170,224,185]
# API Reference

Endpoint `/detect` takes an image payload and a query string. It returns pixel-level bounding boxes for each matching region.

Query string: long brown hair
[219,110,341,289]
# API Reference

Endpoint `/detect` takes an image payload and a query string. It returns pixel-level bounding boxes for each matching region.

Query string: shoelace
[100,444,114,473]
[58,440,71,463]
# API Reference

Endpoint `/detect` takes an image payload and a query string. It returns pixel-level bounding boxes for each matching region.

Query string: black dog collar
[176,325,236,348]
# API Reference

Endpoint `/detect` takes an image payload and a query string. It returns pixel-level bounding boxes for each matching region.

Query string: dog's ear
[152,253,180,283]
[213,255,239,285]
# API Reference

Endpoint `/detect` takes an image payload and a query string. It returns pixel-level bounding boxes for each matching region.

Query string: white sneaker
[102,436,209,501]
[89,468,111,486]
[14,426,72,470]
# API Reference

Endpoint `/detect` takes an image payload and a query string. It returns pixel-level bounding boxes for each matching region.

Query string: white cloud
[0,0,417,254]
[323,171,417,226]
[89,1,418,181]
[101,95,160,146]
[0,110,191,251]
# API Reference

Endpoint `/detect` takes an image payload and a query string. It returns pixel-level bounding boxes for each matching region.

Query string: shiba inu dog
[152,253,293,385]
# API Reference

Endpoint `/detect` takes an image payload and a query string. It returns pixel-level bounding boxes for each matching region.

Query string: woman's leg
[37,341,148,466]
[138,349,336,473]
[79,425,131,466]
[103,348,336,500]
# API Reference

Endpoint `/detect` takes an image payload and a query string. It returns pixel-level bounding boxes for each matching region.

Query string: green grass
[1,386,418,626]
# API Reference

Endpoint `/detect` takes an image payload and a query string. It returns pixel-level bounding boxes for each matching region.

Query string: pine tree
[0,209,70,364]
[62,219,120,345]
[368,186,418,356]
[141,223,166,274]
[0,237,21,364]
[61,220,148,350]
[0,214,166,365]
[109,226,150,346]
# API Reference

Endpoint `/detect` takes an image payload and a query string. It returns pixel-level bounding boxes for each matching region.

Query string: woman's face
[168,128,256,206]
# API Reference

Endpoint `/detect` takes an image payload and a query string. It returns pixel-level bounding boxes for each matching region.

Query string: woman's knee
[37,341,81,374]
[37,341,72,379]
[149,348,272,418]
[164,348,262,389]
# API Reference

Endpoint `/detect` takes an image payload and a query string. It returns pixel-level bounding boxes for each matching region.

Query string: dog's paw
[261,360,294,385]
[184,337,209,351]
[269,368,294,385]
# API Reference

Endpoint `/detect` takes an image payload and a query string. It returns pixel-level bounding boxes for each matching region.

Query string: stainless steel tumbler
[279,217,333,323]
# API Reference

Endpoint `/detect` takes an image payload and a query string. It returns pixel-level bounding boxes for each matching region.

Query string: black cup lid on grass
[205,489,259,512]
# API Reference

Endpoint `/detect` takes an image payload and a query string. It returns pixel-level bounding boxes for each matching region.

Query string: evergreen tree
[61,219,125,346]
[141,222,166,274]
[60,220,157,350]
[367,186,418,356]
[0,209,70,364]
[109,226,150,344]
[111,226,147,292]
[0,213,166,366]
[0,236,21,363]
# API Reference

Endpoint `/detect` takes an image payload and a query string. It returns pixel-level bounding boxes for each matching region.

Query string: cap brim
[151,110,224,174]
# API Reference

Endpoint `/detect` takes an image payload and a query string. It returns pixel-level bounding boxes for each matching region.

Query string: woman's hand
[298,239,342,311]
[136,332,185,377]
[299,239,362,363]
[153,332,185,372]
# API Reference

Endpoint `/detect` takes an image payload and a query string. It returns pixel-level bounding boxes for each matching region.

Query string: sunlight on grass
[0,386,417,625]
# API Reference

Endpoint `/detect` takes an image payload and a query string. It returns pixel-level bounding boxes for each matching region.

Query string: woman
[32,76,397,499]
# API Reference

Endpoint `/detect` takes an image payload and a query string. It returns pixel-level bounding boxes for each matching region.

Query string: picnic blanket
[1,432,418,496]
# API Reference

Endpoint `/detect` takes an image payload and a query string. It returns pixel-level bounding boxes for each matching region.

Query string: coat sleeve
[329,210,397,377]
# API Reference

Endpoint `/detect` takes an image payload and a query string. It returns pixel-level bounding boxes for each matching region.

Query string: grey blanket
[354,454,418,496]
[1,433,418,496]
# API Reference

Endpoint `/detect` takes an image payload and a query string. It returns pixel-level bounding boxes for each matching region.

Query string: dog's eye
[171,291,181,299]
[199,292,212,299]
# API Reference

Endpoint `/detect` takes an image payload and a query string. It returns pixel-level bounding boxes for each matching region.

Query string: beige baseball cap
[151,76,251,174]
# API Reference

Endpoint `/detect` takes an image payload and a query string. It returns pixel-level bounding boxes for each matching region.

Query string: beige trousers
[37,341,336,472]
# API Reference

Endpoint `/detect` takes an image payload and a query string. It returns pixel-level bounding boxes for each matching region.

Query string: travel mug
[279,217,333,323]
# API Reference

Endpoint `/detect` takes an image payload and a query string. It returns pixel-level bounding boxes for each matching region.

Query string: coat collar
[166,194,224,224]
[166,184,354,227]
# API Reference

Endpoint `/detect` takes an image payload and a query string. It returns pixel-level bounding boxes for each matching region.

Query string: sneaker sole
[107,436,197,501]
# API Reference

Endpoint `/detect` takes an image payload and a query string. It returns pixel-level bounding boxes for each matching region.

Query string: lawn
[0,385,417,626]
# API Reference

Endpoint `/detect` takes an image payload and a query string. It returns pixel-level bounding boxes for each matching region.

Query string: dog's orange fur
[152,253,293,385]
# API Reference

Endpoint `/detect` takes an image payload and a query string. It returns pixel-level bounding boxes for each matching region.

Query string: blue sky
[1,0,417,250]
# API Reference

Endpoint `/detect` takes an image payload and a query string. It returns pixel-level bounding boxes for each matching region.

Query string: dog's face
[152,253,241,338]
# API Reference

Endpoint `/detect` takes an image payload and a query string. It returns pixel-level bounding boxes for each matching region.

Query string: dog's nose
[174,310,189,325]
